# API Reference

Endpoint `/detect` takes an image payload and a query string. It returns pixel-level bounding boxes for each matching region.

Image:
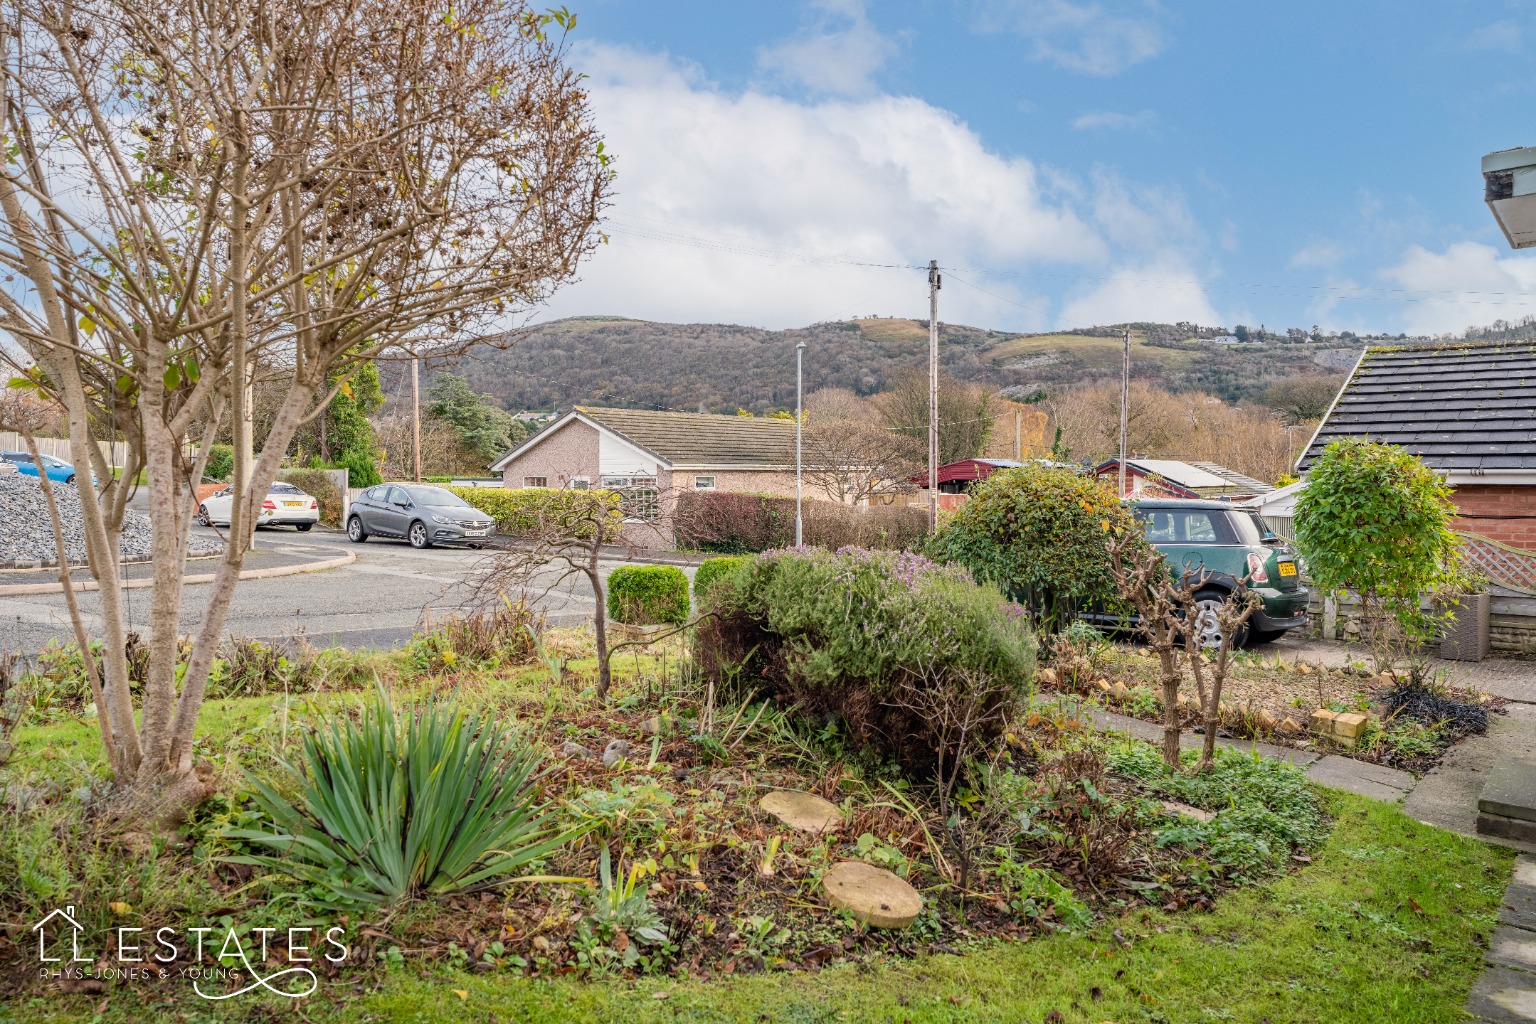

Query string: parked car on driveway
[1,450,89,485]
[346,484,496,549]
[198,480,319,530]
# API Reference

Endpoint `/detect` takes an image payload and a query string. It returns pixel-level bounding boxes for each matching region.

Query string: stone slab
[1305,755,1412,801]
[1501,874,1536,933]
[1482,759,1536,824]
[822,862,922,928]
[1465,965,1536,1023]
[1490,926,1536,974]
[760,791,843,833]
[1484,813,1536,845]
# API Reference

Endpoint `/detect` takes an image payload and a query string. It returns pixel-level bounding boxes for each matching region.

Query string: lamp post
[795,340,806,547]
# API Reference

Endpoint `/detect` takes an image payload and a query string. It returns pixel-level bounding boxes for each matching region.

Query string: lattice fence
[1458,531,1536,595]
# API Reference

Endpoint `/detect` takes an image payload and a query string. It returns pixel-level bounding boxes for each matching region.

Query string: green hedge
[203,443,234,482]
[277,468,344,526]
[693,555,750,602]
[449,486,621,539]
[607,565,690,626]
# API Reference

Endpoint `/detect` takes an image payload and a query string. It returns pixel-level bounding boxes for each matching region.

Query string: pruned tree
[1180,585,1259,771]
[801,387,920,504]
[466,489,627,700]
[0,0,610,825]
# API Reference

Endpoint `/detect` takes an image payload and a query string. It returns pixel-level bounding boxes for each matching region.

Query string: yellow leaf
[108,902,132,916]
[453,989,468,1002]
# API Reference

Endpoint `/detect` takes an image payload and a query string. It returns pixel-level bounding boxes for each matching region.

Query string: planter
[1440,592,1491,662]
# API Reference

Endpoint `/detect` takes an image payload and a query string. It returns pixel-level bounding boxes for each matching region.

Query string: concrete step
[1480,759,1536,844]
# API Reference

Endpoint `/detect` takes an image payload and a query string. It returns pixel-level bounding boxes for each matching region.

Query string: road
[0,526,679,656]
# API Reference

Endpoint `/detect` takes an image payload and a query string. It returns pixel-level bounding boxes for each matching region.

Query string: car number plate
[1278,562,1297,576]
[464,528,488,537]
[284,501,302,507]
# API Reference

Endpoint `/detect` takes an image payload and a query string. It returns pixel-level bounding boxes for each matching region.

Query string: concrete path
[1467,856,1536,1023]
[1269,634,1536,704]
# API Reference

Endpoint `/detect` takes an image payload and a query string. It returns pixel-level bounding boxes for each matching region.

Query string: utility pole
[927,259,941,532]
[1014,408,1022,461]
[410,357,422,484]
[1118,328,1130,496]
[795,340,806,546]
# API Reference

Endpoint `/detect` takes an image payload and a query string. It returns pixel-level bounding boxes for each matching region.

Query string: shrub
[202,443,234,482]
[698,547,1034,776]
[929,464,1137,632]
[408,599,543,673]
[331,449,382,488]
[228,691,574,908]
[607,565,689,625]
[450,486,622,539]
[277,468,345,526]
[674,491,927,553]
[1293,437,1465,648]
[693,555,750,602]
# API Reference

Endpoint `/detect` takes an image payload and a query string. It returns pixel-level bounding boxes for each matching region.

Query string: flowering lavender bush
[696,546,1035,776]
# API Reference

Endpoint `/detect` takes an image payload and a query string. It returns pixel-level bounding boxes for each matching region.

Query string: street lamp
[1482,146,1536,249]
[795,340,806,547]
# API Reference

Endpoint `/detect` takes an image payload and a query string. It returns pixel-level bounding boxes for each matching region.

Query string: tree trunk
[1158,650,1182,770]
[590,537,611,701]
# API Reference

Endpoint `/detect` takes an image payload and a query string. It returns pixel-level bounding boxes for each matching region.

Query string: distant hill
[433,316,1369,415]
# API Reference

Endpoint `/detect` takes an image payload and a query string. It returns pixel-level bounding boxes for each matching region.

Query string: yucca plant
[227,689,578,908]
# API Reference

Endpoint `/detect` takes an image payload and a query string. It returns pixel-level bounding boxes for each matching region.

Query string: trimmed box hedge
[607,564,690,626]
[693,555,750,602]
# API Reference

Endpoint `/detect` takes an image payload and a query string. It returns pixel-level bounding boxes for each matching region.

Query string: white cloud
[1071,110,1156,132]
[756,0,898,97]
[1059,261,1221,327]
[534,44,1218,332]
[1376,241,1536,334]
[1465,20,1523,54]
[976,0,1169,75]
[1290,239,1346,270]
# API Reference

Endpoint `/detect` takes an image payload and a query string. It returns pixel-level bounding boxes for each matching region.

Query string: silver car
[346,484,496,548]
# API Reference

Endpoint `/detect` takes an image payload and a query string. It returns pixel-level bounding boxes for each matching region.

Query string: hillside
[436,316,1365,415]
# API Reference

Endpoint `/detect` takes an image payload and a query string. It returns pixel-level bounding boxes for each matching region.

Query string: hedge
[277,468,345,526]
[674,491,928,553]
[607,565,690,626]
[693,555,750,602]
[449,486,622,539]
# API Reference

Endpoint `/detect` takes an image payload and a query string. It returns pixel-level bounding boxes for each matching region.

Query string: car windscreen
[270,482,302,494]
[404,486,471,507]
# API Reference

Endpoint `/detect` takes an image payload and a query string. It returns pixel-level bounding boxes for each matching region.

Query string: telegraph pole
[795,340,806,546]
[927,260,941,532]
[1014,408,1022,461]
[410,357,422,484]
[1118,328,1130,496]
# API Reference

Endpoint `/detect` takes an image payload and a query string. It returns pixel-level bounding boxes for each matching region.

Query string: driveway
[0,526,682,655]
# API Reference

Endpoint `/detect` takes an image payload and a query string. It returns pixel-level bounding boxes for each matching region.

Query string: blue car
[1,450,87,485]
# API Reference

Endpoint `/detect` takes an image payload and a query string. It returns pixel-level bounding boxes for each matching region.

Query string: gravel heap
[0,474,224,567]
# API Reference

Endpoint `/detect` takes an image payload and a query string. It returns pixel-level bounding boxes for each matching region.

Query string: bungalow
[488,406,800,546]
[1092,458,1275,501]
[1297,342,1536,551]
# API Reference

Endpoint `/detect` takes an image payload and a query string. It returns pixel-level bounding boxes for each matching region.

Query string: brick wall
[680,469,799,499]
[1452,484,1536,549]
[499,420,601,489]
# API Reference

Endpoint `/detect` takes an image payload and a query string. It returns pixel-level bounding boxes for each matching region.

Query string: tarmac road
[0,525,671,657]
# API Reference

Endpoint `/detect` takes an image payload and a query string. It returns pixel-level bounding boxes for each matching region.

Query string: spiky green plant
[227,690,578,908]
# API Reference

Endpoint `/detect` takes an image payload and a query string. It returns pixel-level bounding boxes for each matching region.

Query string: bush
[202,443,234,482]
[929,464,1137,632]
[693,555,750,602]
[277,468,345,526]
[698,547,1034,776]
[450,486,622,539]
[228,690,573,909]
[408,599,544,673]
[607,565,689,625]
[674,490,928,553]
[331,449,381,488]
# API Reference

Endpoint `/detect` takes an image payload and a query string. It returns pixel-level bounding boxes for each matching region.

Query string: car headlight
[430,513,455,525]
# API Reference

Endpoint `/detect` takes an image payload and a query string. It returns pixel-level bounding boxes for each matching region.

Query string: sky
[531,0,1536,336]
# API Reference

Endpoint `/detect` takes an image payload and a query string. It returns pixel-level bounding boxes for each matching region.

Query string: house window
[600,475,660,522]
[694,475,717,491]
[568,477,590,491]
[523,476,547,488]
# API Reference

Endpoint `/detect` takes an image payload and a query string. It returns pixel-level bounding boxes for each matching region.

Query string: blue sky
[536,1,1536,335]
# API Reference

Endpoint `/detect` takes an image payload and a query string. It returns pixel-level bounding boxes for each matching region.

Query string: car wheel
[1191,588,1248,651]
[296,523,313,532]
[64,475,75,485]
[408,520,432,549]
[197,504,212,527]
[347,516,369,543]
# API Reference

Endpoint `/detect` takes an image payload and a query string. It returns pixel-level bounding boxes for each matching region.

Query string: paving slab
[1089,708,1321,765]
[1467,965,1536,1023]
[1305,754,1414,800]
[1405,705,1536,852]
[1503,876,1536,933]
[1490,926,1536,974]
[1484,759,1536,822]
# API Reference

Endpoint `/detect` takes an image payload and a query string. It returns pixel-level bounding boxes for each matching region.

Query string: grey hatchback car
[347,484,496,548]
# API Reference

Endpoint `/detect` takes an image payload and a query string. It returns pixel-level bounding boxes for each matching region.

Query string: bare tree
[1181,587,1259,771]
[877,368,995,466]
[0,0,610,824]
[801,388,920,504]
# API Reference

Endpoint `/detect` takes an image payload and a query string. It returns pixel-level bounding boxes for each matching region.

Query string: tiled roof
[1298,342,1536,471]
[577,406,798,469]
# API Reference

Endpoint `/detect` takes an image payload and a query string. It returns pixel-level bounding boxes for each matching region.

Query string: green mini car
[1099,498,1309,647]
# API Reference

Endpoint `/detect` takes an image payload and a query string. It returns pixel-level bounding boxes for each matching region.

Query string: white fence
[0,432,127,467]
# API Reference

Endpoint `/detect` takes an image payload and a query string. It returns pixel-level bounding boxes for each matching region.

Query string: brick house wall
[498,419,601,489]
[1452,484,1536,549]
[676,469,799,499]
